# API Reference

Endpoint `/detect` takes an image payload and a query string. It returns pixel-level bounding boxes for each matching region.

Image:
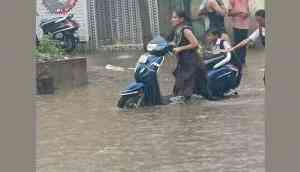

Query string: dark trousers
[233,28,248,64]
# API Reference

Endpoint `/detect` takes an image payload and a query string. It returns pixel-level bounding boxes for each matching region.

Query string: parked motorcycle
[40,13,80,52]
[117,35,173,109]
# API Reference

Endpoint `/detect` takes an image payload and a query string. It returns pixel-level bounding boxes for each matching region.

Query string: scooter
[118,36,241,108]
[40,13,80,52]
[117,36,173,109]
[195,51,242,100]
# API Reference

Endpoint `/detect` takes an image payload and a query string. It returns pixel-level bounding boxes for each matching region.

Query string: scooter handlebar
[166,43,175,54]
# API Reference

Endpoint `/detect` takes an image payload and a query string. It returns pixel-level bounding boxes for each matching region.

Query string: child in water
[206,28,242,96]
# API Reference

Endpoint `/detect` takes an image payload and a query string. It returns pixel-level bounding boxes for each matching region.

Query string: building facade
[36,0,264,49]
[36,0,90,42]
[88,0,160,48]
[36,0,160,49]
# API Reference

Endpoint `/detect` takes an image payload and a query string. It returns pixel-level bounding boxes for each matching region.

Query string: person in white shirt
[226,9,266,52]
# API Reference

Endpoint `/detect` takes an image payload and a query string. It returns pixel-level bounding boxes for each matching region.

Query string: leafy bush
[33,34,65,61]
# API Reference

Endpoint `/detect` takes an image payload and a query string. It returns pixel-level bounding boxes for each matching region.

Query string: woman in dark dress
[169,10,201,104]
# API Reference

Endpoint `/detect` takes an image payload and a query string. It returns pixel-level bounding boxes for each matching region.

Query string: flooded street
[36,48,265,172]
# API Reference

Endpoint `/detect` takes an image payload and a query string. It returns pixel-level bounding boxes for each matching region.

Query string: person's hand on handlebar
[173,47,182,55]
[167,42,175,54]
[168,42,176,47]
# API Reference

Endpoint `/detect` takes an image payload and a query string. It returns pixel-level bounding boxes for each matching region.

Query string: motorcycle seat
[40,17,64,24]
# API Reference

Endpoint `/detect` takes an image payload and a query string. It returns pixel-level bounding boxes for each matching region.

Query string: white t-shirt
[247,27,266,42]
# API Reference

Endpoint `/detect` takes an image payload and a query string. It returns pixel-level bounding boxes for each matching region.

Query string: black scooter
[40,13,80,52]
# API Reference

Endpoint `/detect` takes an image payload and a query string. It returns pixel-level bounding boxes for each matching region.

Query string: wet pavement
[36,48,265,172]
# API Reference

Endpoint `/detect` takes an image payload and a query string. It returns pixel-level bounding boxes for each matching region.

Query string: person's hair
[255,9,265,18]
[206,28,222,38]
[173,9,191,24]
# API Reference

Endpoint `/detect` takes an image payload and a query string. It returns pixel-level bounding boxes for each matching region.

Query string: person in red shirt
[228,0,251,66]
[227,9,265,51]
[224,9,266,84]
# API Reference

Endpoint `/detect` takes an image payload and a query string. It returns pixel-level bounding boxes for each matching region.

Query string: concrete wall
[36,57,87,91]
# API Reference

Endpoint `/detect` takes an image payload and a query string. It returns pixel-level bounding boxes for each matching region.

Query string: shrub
[33,34,65,61]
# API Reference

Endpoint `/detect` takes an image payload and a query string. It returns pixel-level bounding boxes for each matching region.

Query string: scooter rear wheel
[117,95,144,109]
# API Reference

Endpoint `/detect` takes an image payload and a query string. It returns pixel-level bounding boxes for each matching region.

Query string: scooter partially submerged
[117,36,242,108]
[117,36,173,108]
[195,51,242,100]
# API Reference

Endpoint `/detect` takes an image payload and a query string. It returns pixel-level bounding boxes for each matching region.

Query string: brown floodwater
[36,48,265,172]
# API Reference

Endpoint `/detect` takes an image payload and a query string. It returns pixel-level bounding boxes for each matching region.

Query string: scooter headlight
[147,44,156,51]
[147,43,163,52]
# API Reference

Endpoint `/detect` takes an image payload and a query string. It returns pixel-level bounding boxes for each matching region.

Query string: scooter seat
[204,53,226,70]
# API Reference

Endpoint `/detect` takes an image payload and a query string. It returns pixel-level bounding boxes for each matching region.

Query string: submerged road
[36,48,265,172]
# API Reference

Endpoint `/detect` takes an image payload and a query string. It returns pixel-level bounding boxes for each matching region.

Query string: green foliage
[32,48,40,58]
[33,34,65,61]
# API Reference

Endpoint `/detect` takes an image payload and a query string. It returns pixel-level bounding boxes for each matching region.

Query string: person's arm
[198,8,208,16]
[217,0,227,12]
[229,39,249,52]
[213,41,232,69]
[227,0,238,17]
[228,29,260,51]
[198,0,208,16]
[228,8,246,17]
[228,10,244,17]
[207,0,227,16]
[173,29,199,55]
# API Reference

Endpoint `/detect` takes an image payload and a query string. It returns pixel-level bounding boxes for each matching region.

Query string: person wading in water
[169,9,202,104]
